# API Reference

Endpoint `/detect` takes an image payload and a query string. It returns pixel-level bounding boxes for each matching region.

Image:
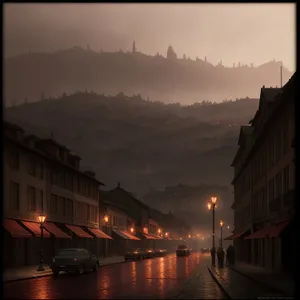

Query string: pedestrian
[217,246,225,268]
[210,246,216,266]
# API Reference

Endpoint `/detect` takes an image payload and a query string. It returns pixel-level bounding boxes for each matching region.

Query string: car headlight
[52,258,56,263]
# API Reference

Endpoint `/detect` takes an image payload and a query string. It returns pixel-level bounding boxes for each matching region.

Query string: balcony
[283,190,294,208]
[269,197,281,212]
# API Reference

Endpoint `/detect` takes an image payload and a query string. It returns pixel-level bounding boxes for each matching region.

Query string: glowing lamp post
[220,220,224,248]
[104,214,109,224]
[158,228,161,237]
[208,196,217,266]
[37,214,46,271]
[130,227,134,233]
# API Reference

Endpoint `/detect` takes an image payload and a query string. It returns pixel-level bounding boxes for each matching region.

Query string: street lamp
[104,214,109,223]
[130,227,134,233]
[158,228,161,237]
[227,225,230,229]
[220,220,223,248]
[188,234,191,238]
[37,214,46,271]
[208,196,217,266]
[165,232,169,238]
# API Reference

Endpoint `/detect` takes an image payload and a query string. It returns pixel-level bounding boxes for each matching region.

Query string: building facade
[230,74,295,272]
[4,122,108,268]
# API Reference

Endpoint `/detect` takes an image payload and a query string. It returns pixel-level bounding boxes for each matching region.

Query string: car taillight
[74,258,77,261]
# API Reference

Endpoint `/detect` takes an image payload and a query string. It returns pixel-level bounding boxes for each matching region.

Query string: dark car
[176,245,190,257]
[201,248,210,253]
[154,248,167,257]
[143,248,155,258]
[50,248,100,277]
[125,248,145,261]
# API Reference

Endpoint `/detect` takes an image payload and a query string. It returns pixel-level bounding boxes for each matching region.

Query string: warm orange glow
[180,237,182,240]
[104,215,109,223]
[188,234,191,238]
[158,228,161,234]
[197,234,200,237]
[143,227,148,234]
[130,227,134,233]
[202,237,204,240]
[165,232,169,236]
[220,220,224,227]
[227,226,230,229]
[207,203,212,210]
[211,197,217,204]
[38,214,46,223]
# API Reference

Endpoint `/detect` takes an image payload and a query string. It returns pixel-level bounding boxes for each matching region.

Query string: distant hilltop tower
[133,41,136,53]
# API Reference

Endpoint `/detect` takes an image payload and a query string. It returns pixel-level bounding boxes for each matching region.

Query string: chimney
[117,182,121,188]
[262,85,265,88]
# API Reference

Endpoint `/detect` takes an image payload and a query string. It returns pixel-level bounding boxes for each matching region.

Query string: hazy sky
[4,3,296,70]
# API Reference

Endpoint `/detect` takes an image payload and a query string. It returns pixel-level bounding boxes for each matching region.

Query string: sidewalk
[231,262,294,296]
[206,264,290,299]
[3,256,125,283]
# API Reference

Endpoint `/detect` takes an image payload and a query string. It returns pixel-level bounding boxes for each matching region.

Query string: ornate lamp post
[220,220,224,248]
[207,196,217,266]
[37,214,46,271]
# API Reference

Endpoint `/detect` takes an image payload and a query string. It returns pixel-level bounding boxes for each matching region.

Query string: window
[40,163,44,179]
[8,149,19,170]
[61,172,66,188]
[28,158,36,176]
[61,197,66,216]
[39,190,44,212]
[86,204,90,221]
[50,194,58,214]
[268,179,275,201]
[10,182,20,211]
[66,199,73,217]
[282,122,289,154]
[28,186,36,211]
[283,165,290,193]
[275,173,282,198]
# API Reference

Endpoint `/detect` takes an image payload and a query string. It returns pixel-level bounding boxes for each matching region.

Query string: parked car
[124,248,145,261]
[143,248,155,258]
[176,245,190,257]
[50,248,100,277]
[154,248,167,257]
[201,248,210,253]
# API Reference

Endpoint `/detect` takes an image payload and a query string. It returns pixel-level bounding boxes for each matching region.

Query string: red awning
[268,221,289,238]
[113,229,140,240]
[149,233,162,239]
[244,227,271,239]
[226,229,250,240]
[43,222,71,239]
[143,233,156,240]
[65,224,93,238]
[21,221,51,238]
[87,228,112,239]
[224,234,235,240]
[3,219,32,238]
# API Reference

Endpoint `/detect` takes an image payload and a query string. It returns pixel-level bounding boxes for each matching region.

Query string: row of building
[4,122,189,269]
[228,72,295,273]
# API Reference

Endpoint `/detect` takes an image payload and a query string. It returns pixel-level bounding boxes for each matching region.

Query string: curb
[3,260,126,284]
[206,264,232,299]
[230,267,290,296]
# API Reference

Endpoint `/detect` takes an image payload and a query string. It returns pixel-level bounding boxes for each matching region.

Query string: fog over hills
[4,48,292,106]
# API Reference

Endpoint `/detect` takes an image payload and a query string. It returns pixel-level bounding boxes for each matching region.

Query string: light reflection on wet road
[4,253,223,299]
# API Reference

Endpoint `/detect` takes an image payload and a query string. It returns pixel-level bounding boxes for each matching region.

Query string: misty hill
[4,47,292,105]
[5,92,258,197]
[144,183,233,230]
